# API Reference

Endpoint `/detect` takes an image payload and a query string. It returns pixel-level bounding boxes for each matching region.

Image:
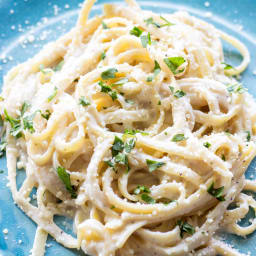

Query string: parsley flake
[134,185,150,195]
[221,62,234,70]
[147,60,161,82]
[203,142,211,148]
[146,159,165,172]
[124,138,136,153]
[40,110,51,120]
[57,166,77,198]
[141,193,155,204]
[101,68,118,80]
[144,17,160,28]
[177,220,195,238]
[53,60,64,71]
[207,182,225,201]
[174,90,186,98]
[164,57,186,75]
[79,96,90,107]
[102,21,108,29]
[4,109,22,138]
[48,86,58,102]
[140,32,151,48]
[172,134,186,142]
[130,26,143,37]
[100,51,106,60]
[227,83,246,94]
[246,131,251,142]
[160,16,175,27]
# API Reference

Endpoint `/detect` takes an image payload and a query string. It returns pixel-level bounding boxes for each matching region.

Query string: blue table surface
[0,0,256,255]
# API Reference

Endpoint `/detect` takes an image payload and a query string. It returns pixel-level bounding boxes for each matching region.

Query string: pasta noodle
[1,0,256,255]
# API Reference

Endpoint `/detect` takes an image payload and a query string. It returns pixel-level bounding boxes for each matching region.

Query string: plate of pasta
[0,0,256,256]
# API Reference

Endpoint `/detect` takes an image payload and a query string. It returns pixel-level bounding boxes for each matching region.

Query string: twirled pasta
[1,0,256,255]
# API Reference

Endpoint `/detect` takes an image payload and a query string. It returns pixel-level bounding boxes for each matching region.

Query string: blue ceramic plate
[0,0,256,255]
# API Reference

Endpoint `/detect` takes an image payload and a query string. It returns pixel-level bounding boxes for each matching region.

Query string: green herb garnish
[40,110,51,120]
[53,60,64,71]
[147,60,161,82]
[102,21,108,29]
[169,86,174,93]
[164,57,186,75]
[141,193,155,204]
[207,182,225,201]
[23,112,37,133]
[177,220,195,238]
[99,81,118,101]
[112,136,124,156]
[160,16,175,27]
[174,90,186,98]
[21,102,31,116]
[101,68,118,80]
[141,32,151,48]
[146,159,165,172]
[134,185,150,195]
[79,96,90,107]
[57,166,77,198]
[246,131,251,142]
[48,86,58,102]
[4,109,22,138]
[130,26,143,37]
[100,51,106,60]
[144,17,160,28]
[203,142,211,148]
[222,62,234,70]
[227,83,246,94]
[171,134,186,142]
[124,138,136,153]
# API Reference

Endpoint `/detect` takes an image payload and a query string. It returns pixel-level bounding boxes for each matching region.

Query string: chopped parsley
[203,142,211,148]
[144,17,160,28]
[79,96,90,107]
[124,138,136,153]
[112,136,124,156]
[48,86,58,102]
[21,102,31,116]
[100,51,106,60]
[159,16,175,27]
[141,32,151,48]
[102,21,108,29]
[177,220,195,238]
[40,110,51,120]
[130,26,143,37]
[158,100,161,105]
[169,86,174,93]
[221,154,226,161]
[134,185,150,195]
[221,62,234,70]
[164,57,186,75]
[227,83,246,94]
[123,129,149,136]
[53,60,64,71]
[110,136,134,172]
[4,109,22,138]
[110,205,115,209]
[101,68,118,80]
[147,60,161,82]
[246,131,251,142]
[171,134,186,142]
[57,166,77,199]
[207,182,225,201]
[174,90,186,98]
[99,81,118,101]
[23,112,37,133]
[146,159,165,172]
[141,193,155,204]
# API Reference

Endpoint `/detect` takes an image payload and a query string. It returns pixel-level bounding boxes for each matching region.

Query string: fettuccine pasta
[1,0,256,255]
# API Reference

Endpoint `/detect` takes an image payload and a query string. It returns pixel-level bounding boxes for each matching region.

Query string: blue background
[0,0,256,255]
